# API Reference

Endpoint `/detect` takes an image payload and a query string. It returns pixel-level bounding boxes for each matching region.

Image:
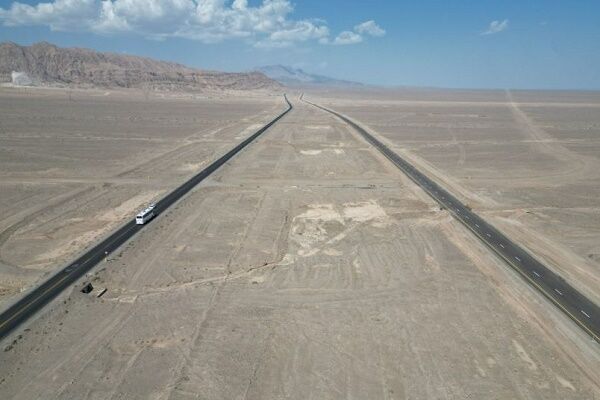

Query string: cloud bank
[0,0,384,48]
[481,19,509,35]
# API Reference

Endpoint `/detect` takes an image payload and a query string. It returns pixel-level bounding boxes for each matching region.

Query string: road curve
[0,94,293,341]
[304,97,600,342]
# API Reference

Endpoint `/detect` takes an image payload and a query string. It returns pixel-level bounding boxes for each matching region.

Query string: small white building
[11,71,33,86]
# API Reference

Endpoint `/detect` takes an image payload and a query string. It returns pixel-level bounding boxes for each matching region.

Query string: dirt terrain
[312,88,600,307]
[0,86,284,304]
[0,95,598,399]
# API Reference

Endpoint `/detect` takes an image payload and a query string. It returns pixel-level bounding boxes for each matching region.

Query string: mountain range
[255,65,364,88]
[0,42,280,92]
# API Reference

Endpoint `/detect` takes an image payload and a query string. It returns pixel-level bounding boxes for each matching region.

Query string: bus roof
[136,206,155,217]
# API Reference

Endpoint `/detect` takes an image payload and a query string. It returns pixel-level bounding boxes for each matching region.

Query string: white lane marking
[533,271,541,277]
[581,310,591,319]
[554,288,563,296]
[499,243,505,248]
[486,233,491,237]
[515,256,521,262]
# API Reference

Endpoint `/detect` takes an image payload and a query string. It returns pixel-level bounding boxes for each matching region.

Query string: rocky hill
[0,42,281,91]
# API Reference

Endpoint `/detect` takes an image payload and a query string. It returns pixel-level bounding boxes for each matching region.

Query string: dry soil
[0,92,598,399]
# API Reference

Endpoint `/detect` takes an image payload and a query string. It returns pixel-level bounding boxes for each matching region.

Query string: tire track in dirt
[0,186,93,269]
[116,103,283,179]
[505,89,599,181]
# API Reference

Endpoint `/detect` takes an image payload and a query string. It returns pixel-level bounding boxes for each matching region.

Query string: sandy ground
[0,97,598,399]
[0,87,284,305]
[311,88,600,307]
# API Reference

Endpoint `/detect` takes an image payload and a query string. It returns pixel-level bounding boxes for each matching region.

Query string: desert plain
[0,87,283,302]
[0,86,599,399]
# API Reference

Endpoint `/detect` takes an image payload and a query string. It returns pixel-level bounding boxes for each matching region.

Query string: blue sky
[1,0,599,89]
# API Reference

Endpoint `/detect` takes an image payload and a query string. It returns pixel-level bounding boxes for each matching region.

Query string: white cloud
[333,31,362,45]
[481,19,509,35]
[354,20,385,37]
[329,19,386,46]
[0,0,385,48]
[0,0,98,30]
[269,20,329,42]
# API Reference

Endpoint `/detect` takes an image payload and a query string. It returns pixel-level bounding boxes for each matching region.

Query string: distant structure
[11,71,33,86]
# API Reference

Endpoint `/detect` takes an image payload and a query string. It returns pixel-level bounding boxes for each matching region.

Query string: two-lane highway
[305,98,600,342]
[0,94,292,341]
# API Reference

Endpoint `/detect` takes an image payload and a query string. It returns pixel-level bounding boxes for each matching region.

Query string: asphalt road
[0,94,292,342]
[305,98,600,342]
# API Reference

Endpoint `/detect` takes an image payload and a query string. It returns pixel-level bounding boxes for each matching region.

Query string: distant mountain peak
[255,65,364,88]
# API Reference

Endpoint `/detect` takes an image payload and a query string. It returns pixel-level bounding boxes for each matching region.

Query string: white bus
[135,204,156,225]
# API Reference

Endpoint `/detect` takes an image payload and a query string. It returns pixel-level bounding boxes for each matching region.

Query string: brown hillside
[0,41,281,91]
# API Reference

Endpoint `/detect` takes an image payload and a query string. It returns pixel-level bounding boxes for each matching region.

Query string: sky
[0,0,599,89]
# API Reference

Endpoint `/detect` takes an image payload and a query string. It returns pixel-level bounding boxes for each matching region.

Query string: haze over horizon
[1,0,599,90]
